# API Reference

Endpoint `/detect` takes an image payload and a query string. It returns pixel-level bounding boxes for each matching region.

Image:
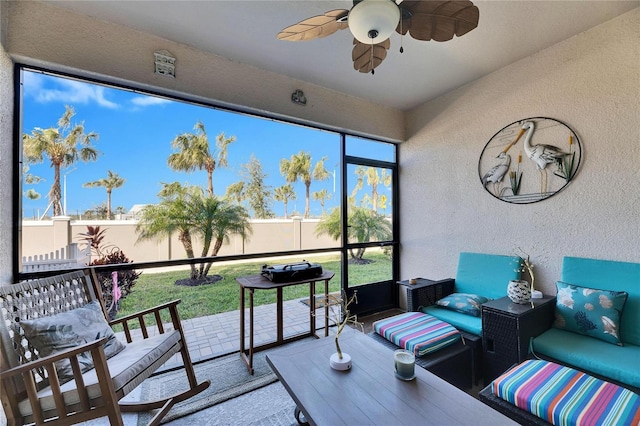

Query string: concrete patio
[140,296,333,372]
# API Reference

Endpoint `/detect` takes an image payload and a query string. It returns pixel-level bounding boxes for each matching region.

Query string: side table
[237,271,334,374]
[396,278,454,311]
[482,296,556,383]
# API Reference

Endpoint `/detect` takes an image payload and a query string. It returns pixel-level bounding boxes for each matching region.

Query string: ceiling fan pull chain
[399,16,404,54]
[370,40,375,75]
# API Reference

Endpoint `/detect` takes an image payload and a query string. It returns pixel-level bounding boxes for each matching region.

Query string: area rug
[136,351,277,425]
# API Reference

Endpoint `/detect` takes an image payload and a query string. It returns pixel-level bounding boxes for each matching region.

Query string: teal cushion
[532,328,640,390]
[21,301,125,383]
[455,252,523,299]
[422,305,483,336]
[435,293,488,317]
[554,281,628,346]
[562,257,640,346]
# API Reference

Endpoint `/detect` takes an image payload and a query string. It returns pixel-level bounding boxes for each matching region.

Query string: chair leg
[148,397,175,426]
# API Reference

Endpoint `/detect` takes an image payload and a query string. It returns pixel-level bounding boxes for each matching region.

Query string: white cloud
[27,75,119,109]
[130,96,171,107]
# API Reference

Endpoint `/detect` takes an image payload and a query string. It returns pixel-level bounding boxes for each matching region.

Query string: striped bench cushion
[372,312,461,357]
[492,359,640,426]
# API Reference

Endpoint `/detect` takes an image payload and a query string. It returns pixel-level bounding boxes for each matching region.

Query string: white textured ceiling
[44,0,638,111]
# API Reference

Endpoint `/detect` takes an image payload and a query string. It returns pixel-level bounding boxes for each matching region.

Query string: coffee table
[266,328,517,425]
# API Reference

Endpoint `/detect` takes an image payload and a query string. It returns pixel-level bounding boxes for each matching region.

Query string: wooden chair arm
[0,337,109,380]
[0,337,119,425]
[109,299,183,343]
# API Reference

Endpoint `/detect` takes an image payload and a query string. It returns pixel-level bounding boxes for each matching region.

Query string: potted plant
[327,291,362,370]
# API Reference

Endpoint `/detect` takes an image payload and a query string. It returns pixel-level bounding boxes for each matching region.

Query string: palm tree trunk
[107,189,112,220]
[305,183,310,218]
[52,164,63,216]
[348,248,358,260]
[372,183,378,212]
[179,230,198,280]
[207,170,214,197]
[202,238,223,277]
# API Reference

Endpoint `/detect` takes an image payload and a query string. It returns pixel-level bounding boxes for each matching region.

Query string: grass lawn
[115,251,391,324]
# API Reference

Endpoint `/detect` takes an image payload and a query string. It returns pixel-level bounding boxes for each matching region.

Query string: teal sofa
[421,252,523,336]
[531,256,640,391]
[420,252,522,385]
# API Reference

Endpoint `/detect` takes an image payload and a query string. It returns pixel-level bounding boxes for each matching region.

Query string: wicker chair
[0,269,210,425]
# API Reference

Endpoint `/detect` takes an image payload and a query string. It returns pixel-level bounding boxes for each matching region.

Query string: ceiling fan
[277,0,479,74]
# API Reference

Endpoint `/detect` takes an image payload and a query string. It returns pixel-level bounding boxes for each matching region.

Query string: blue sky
[21,70,374,219]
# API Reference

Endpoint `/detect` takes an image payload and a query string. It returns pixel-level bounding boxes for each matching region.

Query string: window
[16,67,397,285]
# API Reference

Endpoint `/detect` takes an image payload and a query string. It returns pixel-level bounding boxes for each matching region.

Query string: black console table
[482,296,556,383]
[396,278,454,311]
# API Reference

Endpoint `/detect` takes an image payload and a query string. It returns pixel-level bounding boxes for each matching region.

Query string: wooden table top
[236,270,335,290]
[266,328,517,426]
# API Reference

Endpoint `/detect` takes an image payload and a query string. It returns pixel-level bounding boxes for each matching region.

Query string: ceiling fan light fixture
[348,0,400,44]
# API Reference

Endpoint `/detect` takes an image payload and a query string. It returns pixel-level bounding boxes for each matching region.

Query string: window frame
[13,64,399,283]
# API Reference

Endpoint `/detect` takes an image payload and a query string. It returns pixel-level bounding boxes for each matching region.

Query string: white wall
[400,8,640,295]
[0,0,14,283]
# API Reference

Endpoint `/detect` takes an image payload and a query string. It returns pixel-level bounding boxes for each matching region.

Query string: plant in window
[136,183,252,284]
[78,226,141,320]
[315,206,392,264]
[82,170,126,220]
[23,105,99,217]
[279,152,330,218]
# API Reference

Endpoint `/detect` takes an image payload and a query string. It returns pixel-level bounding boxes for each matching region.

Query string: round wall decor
[478,117,582,204]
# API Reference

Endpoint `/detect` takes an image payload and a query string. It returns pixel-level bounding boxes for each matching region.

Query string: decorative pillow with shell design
[554,281,628,346]
[435,293,489,317]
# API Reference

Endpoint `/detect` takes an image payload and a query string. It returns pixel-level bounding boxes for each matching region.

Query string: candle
[394,349,415,380]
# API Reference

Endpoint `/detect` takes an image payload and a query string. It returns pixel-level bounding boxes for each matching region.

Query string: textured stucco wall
[400,8,640,296]
[0,3,14,284]
[4,1,403,143]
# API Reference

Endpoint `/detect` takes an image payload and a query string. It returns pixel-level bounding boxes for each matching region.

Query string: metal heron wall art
[478,117,582,204]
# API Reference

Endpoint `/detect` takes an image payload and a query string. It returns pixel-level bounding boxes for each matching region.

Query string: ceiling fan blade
[397,1,479,42]
[277,9,349,41]
[352,39,391,73]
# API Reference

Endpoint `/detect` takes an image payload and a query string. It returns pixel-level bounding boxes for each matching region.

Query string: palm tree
[167,121,236,197]
[83,170,125,219]
[315,206,392,264]
[187,194,252,277]
[351,166,391,212]
[136,183,252,281]
[274,184,296,218]
[202,201,252,277]
[136,183,200,279]
[312,188,332,216]
[225,181,245,205]
[280,152,330,218]
[23,105,99,216]
[351,166,391,211]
